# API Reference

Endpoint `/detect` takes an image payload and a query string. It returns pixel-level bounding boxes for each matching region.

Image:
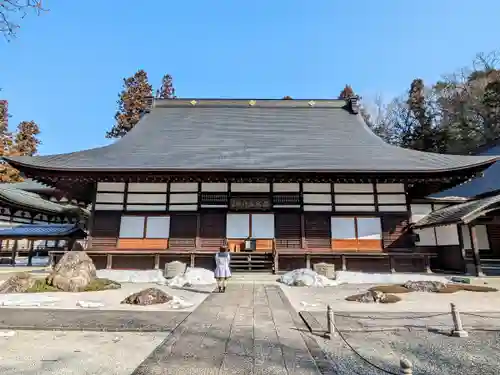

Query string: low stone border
[0,308,190,332]
[300,310,500,333]
[275,286,336,374]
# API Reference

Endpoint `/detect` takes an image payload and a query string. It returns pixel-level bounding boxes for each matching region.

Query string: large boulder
[164,261,187,279]
[46,251,96,292]
[278,268,338,287]
[0,272,36,293]
[313,263,336,279]
[121,288,173,305]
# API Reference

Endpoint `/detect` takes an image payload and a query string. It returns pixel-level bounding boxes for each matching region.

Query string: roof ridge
[152,98,352,110]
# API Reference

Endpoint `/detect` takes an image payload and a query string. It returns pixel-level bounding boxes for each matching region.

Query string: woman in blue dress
[214,246,231,292]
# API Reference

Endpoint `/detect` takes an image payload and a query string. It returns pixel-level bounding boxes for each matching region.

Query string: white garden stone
[167,267,216,288]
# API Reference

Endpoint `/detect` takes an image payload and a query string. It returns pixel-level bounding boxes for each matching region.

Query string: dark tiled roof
[0,185,88,216]
[432,144,500,198]
[0,224,86,238]
[413,194,500,228]
[3,99,498,173]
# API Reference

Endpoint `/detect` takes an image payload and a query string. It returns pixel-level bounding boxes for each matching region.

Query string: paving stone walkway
[132,284,329,375]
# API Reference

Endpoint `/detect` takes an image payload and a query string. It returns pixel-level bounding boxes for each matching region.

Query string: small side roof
[0,224,86,239]
[3,99,498,174]
[6,178,57,194]
[412,194,500,229]
[0,184,88,217]
[432,143,500,199]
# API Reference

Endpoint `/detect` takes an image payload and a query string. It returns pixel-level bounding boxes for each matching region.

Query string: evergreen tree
[12,120,41,156]
[157,74,176,99]
[0,101,41,182]
[106,70,153,138]
[338,85,355,99]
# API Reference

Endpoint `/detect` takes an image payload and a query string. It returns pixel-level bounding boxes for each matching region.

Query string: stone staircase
[230,252,274,273]
[229,272,280,284]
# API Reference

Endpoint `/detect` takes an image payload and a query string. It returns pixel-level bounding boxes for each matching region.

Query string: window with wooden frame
[119,216,170,238]
[118,215,170,249]
[226,213,275,251]
[330,216,382,251]
[226,213,275,238]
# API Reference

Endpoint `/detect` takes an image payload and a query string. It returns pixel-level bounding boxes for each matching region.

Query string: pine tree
[106,70,153,138]
[0,102,41,182]
[157,74,176,99]
[338,85,355,99]
[0,100,17,181]
[12,120,41,156]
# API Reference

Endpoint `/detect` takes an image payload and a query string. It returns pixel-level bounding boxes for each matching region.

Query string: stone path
[132,284,330,375]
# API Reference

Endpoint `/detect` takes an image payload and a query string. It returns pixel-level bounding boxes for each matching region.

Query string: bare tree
[0,0,45,39]
[434,50,500,153]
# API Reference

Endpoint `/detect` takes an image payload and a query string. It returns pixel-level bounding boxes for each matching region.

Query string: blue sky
[1,0,500,155]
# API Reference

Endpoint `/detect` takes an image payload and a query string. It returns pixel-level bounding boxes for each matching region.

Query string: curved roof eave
[3,154,498,175]
[3,101,498,175]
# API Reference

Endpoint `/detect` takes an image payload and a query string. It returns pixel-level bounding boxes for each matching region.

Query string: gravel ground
[0,330,169,375]
[0,283,213,312]
[281,283,500,312]
[318,330,500,375]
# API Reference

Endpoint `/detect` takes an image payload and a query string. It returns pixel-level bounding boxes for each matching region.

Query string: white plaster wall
[201,183,228,192]
[377,194,406,204]
[376,183,405,193]
[335,195,375,204]
[303,194,332,204]
[97,182,125,192]
[95,193,124,204]
[303,183,331,193]
[127,194,166,204]
[127,183,168,192]
[231,183,270,192]
[170,183,198,192]
[334,183,373,193]
[273,183,300,192]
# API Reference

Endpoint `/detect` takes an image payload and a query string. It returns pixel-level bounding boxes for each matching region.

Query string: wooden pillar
[389,256,396,273]
[468,224,485,277]
[106,254,113,269]
[300,213,306,248]
[27,240,35,267]
[195,213,201,249]
[49,252,56,268]
[456,223,467,274]
[87,182,98,249]
[305,253,311,269]
[10,240,18,266]
[190,252,195,268]
[341,254,346,271]
[154,253,160,270]
[424,254,432,274]
[67,238,77,251]
[273,251,279,274]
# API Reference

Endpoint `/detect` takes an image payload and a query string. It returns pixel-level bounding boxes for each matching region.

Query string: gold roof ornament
[249,100,256,107]
[190,100,197,106]
[308,100,316,107]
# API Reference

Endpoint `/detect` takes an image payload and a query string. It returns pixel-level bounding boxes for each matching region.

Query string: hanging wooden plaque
[230,197,271,210]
